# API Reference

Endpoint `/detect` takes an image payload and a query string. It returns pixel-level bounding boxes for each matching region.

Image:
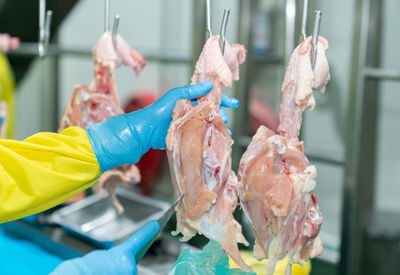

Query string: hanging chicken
[166,35,251,271]
[238,36,330,274]
[59,31,146,212]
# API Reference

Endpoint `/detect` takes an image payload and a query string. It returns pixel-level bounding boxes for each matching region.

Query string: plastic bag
[169,241,255,275]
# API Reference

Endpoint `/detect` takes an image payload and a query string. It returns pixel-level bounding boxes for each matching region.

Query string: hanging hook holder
[299,0,309,43]
[104,0,111,32]
[206,0,213,39]
[38,0,52,58]
[104,0,119,48]
[112,14,120,49]
[219,9,230,55]
[311,10,322,69]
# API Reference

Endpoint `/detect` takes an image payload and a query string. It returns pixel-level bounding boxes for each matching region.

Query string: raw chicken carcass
[238,36,330,274]
[59,32,145,211]
[166,36,251,271]
[0,33,19,53]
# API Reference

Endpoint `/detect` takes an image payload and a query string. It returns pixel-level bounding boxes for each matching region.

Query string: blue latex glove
[87,82,239,172]
[51,221,160,275]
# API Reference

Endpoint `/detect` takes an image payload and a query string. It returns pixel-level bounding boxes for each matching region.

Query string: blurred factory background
[0,0,399,274]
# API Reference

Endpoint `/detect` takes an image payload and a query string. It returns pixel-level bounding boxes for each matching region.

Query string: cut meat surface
[238,36,329,274]
[59,31,146,211]
[166,35,251,271]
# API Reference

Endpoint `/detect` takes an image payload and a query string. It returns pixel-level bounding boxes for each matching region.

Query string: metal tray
[51,188,170,248]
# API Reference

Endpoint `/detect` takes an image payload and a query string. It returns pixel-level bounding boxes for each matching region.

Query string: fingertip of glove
[230,97,240,108]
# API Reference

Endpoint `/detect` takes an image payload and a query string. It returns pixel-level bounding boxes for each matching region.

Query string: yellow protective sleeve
[0,52,16,138]
[0,127,101,223]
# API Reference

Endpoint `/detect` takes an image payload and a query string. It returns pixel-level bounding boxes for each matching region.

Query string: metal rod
[300,0,309,42]
[44,10,52,55]
[38,0,52,58]
[39,0,45,38]
[206,0,212,39]
[219,8,230,55]
[311,10,321,69]
[364,67,400,81]
[8,42,193,63]
[38,0,45,56]
[104,0,111,31]
[284,0,296,65]
[112,14,120,47]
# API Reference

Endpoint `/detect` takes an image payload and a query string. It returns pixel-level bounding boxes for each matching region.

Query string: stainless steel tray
[51,188,170,248]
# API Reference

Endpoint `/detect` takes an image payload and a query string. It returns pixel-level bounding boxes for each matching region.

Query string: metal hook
[311,10,321,69]
[104,0,111,32]
[112,14,120,48]
[206,0,212,39]
[38,0,52,58]
[300,0,309,42]
[219,9,230,55]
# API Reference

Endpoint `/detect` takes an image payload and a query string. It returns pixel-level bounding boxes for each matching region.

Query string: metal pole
[104,0,110,32]
[232,0,256,169]
[285,0,296,65]
[191,0,207,69]
[311,10,321,69]
[206,0,212,39]
[300,0,308,42]
[219,9,230,55]
[340,0,382,274]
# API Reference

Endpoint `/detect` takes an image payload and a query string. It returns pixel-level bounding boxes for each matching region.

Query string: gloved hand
[51,221,160,275]
[87,82,239,172]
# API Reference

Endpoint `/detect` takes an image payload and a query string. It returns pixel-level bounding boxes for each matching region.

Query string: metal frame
[340,0,382,274]
[232,0,256,168]
[9,42,192,63]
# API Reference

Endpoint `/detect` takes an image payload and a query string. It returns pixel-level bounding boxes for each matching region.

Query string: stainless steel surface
[135,195,183,264]
[112,14,120,47]
[43,10,52,55]
[219,8,230,55]
[51,188,170,247]
[300,0,309,42]
[311,10,321,69]
[38,0,52,57]
[104,0,110,32]
[38,0,46,55]
[8,42,192,63]
[285,0,296,65]
[206,0,212,39]
[157,195,183,230]
[192,0,207,69]
[340,0,382,274]
[363,67,400,80]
